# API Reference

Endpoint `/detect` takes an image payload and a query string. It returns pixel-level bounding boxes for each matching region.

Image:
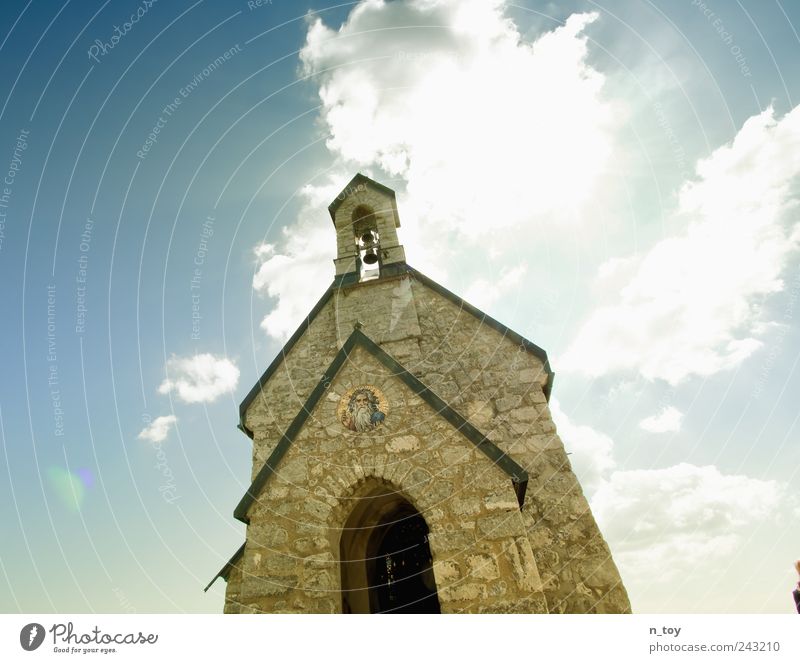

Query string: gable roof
[234,327,529,524]
[238,263,554,439]
[407,266,554,396]
[238,284,334,438]
[327,172,399,223]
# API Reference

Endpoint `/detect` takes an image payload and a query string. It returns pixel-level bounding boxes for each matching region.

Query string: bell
[363,248,379,265]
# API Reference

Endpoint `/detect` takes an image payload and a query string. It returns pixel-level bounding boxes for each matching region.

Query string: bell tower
[207,174,631,615]
[329,173,406,283]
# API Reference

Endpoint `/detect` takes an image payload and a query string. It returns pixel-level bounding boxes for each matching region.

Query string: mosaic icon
[337,385,388,432]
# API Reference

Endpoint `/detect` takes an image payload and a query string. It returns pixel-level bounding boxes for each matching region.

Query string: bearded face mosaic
[337,385,388,432]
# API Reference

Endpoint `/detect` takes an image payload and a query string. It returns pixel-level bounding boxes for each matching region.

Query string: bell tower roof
[327,173,400,227]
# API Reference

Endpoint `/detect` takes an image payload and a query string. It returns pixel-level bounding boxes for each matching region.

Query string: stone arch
[351,203,376,233]
[338,478,440,614]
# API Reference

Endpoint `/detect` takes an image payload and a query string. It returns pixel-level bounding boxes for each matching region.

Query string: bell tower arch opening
[352,204,381,282]
[339,484,441,614]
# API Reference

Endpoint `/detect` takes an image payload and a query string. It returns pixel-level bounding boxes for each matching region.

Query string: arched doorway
[340,485,441,614]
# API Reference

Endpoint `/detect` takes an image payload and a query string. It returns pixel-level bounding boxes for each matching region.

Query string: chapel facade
[206,174,631,614]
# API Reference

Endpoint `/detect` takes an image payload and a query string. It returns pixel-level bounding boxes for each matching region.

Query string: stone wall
[407,277,631,613]
[237,269,630,613]
[230,346,547,613]
[223,556,243,614]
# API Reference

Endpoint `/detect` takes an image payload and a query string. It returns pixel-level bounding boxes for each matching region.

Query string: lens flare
[76,467,95,489]
[46,467,85,511]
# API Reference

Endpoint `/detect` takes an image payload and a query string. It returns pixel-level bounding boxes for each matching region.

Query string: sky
[0,0,798,614]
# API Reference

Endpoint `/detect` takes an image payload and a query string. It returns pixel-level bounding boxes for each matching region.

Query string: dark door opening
[368,510,441,614]
[340,485,441,614]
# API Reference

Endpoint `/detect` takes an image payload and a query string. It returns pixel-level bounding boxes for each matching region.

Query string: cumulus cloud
[639,405,683,434]
[462,264,527,311]
[549,399,615,494]
[552,405,786,588]
[561,105,800,384]
[252,176,343,340]
[591,463,783,583]
[158,354,240,403]
[137,415,178,443]
[255,0,621,340]
[301,2,616,238]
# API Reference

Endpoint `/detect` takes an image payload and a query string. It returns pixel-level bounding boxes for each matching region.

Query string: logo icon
[20,623,45,651]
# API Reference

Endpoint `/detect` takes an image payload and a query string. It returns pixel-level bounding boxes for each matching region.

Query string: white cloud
[639,405,683,434]
[255,0,622,341]
[301,2,617,240]
[561,105,800,384]
[462,264,527,311]
[137,415,177,443]
[252,176,342,341]
[592,463,783,583]
[552,404,788,590]
[549,400,615,495]
[158,354,240,404]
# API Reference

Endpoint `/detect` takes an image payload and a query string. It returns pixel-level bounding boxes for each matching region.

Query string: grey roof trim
[238,284,335,438]
[204,542,245,592]
[327,172,398,222]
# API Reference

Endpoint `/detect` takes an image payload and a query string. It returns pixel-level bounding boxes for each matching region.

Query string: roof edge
[406,264,555,399]
[238,283,335,437]
[204,542,245,592]
[327,173,398,222]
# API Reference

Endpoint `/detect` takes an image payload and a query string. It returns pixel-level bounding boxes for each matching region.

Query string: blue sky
[0,0,798,614]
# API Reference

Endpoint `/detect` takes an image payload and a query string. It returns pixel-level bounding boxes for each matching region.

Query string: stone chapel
[206,173,631,614]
